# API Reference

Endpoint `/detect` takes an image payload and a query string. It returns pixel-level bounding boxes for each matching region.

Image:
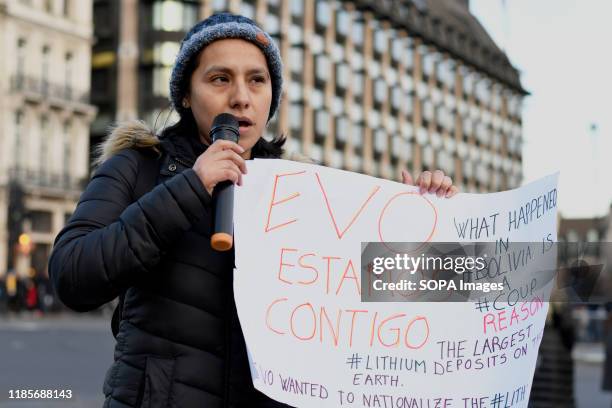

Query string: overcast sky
[471,0,612,218]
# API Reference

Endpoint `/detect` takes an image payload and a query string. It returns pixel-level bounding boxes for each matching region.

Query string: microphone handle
[211,180,234,251]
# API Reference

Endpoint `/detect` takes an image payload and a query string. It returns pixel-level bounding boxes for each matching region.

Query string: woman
[49,13,457,408]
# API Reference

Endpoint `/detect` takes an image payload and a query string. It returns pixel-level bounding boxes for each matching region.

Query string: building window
[289,81,302,102]
[374,79,386,105]
[290,103,303,131]
[369,60,380,77]
[404,41,414,68]
[332,96,343,115]
[212,0,228,12]
[374,30,387,55]
[153,67,172,97]
[462,117,472,137]
[289,24,302,45]
[401,72,414,92]
[335,116,348,144]
[315,110,328,137]
[352,73,363,97]
[239,1,255,19]
[391,136,403,159]
[290,47,303,74]
[315,55,329,82]
[423,100,434,122]
[374,129,387,154]
[387,117,397,135]
[265,13,280,36]
[291,0,304,18]
[402,123,413,141]
[311,89,323,110]
[315,0,330,27]
[311,34,324,55]
[42,45,50,94]
[332,43,344,63]
[476,79,491,105]
[152,42,179,97]
[153,42,179,66]
[310,144,323,163]
[587,228,598,243]
[352,124,364,149]
[391,38,403,64]
[352,155,362,172]
[63,0,71,17]
[369,110,381,128]
[422,54,434,78]
[350,104,363,123]
[63,121,71,179]
[438,59,452,87]
[352,21,364,47]
[416,127,428,145]
[14,111,24,169]
[387,67,398,85]
[152,1,198,32]
[17,38,26,78]
[463,73,474,96]
[40,116,49,175]
[348,52,362,73]
[336,63,349,90]
[332,149,343,168]
[336,9,349,37]
[64,52,73,98]
[30,210,52,233]
[463,160,473,178]
[423,145,433,167]
[437,150,453,174]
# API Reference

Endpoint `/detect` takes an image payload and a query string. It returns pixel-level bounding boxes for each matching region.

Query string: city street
[0,314,114,408]
[0,314,611,407]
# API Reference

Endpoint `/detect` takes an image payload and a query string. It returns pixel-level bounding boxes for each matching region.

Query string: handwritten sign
[234,159,558,408]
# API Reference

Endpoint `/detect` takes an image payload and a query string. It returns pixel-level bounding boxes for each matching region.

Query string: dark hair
[163,40,285,158]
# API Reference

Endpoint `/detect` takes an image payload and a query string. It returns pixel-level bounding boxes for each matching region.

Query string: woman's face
[186,39,273,159]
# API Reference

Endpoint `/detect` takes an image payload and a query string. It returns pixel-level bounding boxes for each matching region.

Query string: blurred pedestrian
[6,271,21,312]
[0,275,6,313]
[601,303,612,396]
[25,279,38,311]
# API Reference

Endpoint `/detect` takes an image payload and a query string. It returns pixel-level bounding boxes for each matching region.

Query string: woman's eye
[212,76,228,83]
[252,76,266,84]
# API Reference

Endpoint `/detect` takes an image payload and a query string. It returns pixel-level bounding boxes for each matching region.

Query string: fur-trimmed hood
[94,121,314,167]
[93,121,161,167]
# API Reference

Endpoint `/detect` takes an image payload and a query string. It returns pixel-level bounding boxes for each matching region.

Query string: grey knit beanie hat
[169,13,283,122]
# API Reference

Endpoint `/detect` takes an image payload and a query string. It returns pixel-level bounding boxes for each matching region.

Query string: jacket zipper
[173,152,233,405]
[223,273,233,406]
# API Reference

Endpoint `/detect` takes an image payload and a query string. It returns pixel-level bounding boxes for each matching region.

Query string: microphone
[210,113,240,251]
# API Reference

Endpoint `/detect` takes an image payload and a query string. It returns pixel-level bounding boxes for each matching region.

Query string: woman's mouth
[237,118,253,133]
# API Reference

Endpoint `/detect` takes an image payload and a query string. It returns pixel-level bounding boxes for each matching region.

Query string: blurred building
[0,0,96,278]
[91,0,526,192]
[559,207,612,301]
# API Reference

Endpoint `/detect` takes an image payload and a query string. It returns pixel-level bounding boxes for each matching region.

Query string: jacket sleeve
[48,149,211,312]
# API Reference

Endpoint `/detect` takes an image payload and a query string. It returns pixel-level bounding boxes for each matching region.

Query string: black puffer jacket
[48,122,292,408]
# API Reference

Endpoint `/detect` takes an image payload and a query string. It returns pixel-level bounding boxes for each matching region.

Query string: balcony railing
[8,167,86,193]
[10,74,90,104]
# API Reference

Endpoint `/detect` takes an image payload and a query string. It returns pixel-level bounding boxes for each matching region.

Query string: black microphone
[210,113,240,251]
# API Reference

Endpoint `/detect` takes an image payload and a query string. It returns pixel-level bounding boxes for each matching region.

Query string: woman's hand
[192,140,247,195]
[401,169,459,198]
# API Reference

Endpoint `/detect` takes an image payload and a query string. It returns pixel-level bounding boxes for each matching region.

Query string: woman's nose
[229,80,250,110]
